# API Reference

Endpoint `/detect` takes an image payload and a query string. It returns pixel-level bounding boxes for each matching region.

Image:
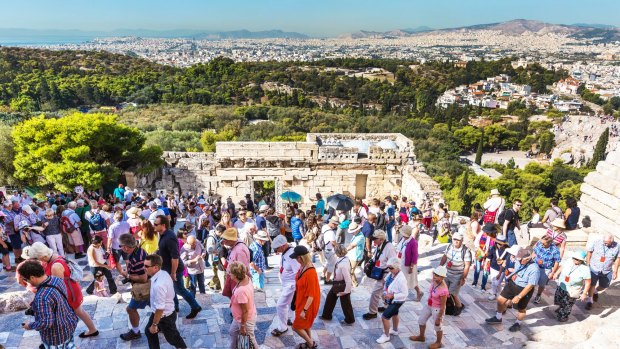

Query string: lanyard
[399,238,409,253]
[567,265,578,277]
[431,282,441,294]
[496,248,507,260]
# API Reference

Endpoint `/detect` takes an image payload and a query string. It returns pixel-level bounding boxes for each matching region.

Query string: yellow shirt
[141,235,159,255]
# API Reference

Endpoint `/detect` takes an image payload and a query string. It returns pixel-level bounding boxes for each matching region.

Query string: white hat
[433,265,448,278]
[154,198,162,206]
[399,225,413,238]
[255,231,270,241]
[259,204,270,212]
[348,222,361,233]
[490,189,500,196]
[271,235,288,249]
[550,218,566,229]
[22,205,34,215]
[126,207,140,219]
[452,232,464,241]
[506,245,522,257]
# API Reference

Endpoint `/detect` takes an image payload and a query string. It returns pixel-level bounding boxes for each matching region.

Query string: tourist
[439,232,472,315]
[546,218,568,258]
[139,219,159,254]
[85,200,109,249]
[485,247,539,332]
[563,197,580,230]
[144,254,188,349]
[363,229,397,320]
[501,199,522,247]
[86,235,117,295]
[585,233,619,310]
[321,216,339,284]
[315,193,325,216]
[181,235,206,296]
[255,205,271,268]
[23,242,99,338]
[376,257,408,344]
[336,212,350,245]
[320,243,354,325]
[228,261,260,349]
[552,250,591,322]
[472,223,496,291]
[384,197,396,241]
[108,210,131,273]
[233,209,250,236]
[75,199,92,247]
[541,198,563,227]
[345,221,365,287]
[206,224,225,291]
[396,225,423,301]
[467,211,482,248]
[114,184,125,202]
[532,234,561,304]
[119,233,149,341]
[3,200,23,264]
[290,245,320,349]
[361,213,376,257]
[487,234,510,300]
[197,206,214,243]
[221,227,251,298]
[154,215,202,319]
[0,211,11,270]
[41,208,64,257]
[249,230,268,291]
[410,265,449,349]
[291,209,304,245]
[19,260,79,348]
[270,235,300,337]
[126,206,143,236]
[62,202,85,258]
[483,189,505,224]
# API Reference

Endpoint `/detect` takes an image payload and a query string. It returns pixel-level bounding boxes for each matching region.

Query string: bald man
[585,233,619,310]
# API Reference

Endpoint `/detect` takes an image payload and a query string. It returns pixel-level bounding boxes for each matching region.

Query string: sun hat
[452,232,464,241]
[572,250,587,261]
[329,216,340,225]
[126,207,140,219]
[22,205,34,215]
[259,204,270,212]
[271,235,288,250]
[490,189,500,196]
[399,225,413,238]
[482,223,497,233]
[289,245,310,259]
[516,247,533,260]
[433,265,448,278]
[495,234,507,243]
[221,228,239,241]
[506,245,522,256]
[255,231,270,241]
[550,218,566,229]
[348,222,361,233]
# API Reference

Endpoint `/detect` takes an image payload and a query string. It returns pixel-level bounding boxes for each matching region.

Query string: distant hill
[192,29,308,40]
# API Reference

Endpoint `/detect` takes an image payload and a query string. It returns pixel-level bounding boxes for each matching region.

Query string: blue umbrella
[280,191,302,203]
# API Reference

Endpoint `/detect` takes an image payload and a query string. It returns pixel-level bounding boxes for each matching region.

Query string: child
[94,270,109,297]
[410,266,449,349]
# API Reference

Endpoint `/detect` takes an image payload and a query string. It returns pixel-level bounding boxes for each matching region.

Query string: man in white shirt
[270,235,301,337]
[148,202,165,225]
[483,189,505,224]
[322,217,339,283]
[144,254,188,349]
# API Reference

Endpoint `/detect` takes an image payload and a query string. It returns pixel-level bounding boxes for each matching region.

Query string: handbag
[236,334,254,349]
[366,241,388,281]
[331,280,346,294]
[130,280,151,302]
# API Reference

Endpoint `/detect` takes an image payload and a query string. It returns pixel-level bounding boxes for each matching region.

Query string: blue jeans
[188,272,206,296]
[172,271,200,310]
[386,222,395,242]
[251,270,264,289]
[507,229,517,247]
[472,258,488,289]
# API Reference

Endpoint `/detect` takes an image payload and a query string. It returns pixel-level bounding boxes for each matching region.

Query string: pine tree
[459,171,472,216]
[589,127,609,168]
[475,128,484,165]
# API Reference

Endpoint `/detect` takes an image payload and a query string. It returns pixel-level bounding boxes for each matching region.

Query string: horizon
[1,0,619,37]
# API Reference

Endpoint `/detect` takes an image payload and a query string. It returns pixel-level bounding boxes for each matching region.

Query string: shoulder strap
[508,261,531,278]
[36,279,75,314]
[374,241,387,259]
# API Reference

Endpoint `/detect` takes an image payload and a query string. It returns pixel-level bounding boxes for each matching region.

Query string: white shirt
[87,245,106,267]
[483,197,505,212]
[375,241,397,269]
[150,270,176,317]
[141,208,152,219]
[322,225,336,245]
[280,246,301,285]
[385,271,408,302]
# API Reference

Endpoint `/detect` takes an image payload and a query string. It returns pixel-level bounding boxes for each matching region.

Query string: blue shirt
[513,261,541,288]
[348,233,365,262]
[534,241,561,270]
[158,206,171,217]
[291,217,303,240]
[361,221,374,239]
[113,187,125,201]
[316,199,325,216]
[255,215,266,231]
[30,276,78,346]
[249,241,266,271]
[588,240,619,274]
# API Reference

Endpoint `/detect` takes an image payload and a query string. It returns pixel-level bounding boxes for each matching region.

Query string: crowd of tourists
[1,186,618,349]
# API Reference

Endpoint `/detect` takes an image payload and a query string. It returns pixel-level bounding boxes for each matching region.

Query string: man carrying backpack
[439,233,472,316]
[500,200,523,247]
[85,200,109,250]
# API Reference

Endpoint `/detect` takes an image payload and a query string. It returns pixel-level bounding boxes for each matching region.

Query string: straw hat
[221,228,238,241]
[550,218,566,229]
[348,222,361,233]
[490,189,500,196]
[255,231,270,241]
[126,207,140,219]
[399,225,413,238]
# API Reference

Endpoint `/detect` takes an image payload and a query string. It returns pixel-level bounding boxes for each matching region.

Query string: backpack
[54,256,84,282]
[483,198,505,224]
[497,208,514,227]
[266,216,281,237]
[60,216,77,235]
[88,212,107,232]
[317,231,326,251]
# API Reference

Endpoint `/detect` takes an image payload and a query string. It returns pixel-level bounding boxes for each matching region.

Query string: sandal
[271,328,288,337]
[296,343,309,349]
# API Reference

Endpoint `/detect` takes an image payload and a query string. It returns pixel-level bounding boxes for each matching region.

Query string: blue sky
[1,0,618,37]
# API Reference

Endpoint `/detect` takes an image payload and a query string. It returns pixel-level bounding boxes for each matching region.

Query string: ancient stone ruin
[128,133,442,212]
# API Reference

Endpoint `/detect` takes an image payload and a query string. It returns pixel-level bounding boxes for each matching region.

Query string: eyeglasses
[387,266,395,270]
[153,223,161,226]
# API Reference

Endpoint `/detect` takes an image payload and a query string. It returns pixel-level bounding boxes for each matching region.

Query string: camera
[24,307,34,316]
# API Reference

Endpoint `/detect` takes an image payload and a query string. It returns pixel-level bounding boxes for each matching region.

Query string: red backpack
[60,216,77,234]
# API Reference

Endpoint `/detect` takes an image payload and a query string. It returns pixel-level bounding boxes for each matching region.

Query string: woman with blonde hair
[228,261,259,348]
[290,245,320,348]
[218,212,233,229]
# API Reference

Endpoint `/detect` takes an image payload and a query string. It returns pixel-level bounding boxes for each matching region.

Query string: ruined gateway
[127,133,442,212]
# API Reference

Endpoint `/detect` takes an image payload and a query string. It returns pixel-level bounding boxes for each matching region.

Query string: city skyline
[1,0,619,37]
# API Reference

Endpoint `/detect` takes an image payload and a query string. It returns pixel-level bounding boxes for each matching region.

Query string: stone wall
[578,149,620,240]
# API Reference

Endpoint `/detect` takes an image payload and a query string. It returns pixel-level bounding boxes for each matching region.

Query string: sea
[0,35,94,47]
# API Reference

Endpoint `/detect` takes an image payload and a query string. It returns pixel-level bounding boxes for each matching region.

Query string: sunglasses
[387,266,395,270]
[144,264,156,269]
[153,223,161,226]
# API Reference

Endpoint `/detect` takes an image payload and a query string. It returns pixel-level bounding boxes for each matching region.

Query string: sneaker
[340,320,354,326]
[120,330,141,341]
[533,295,541,304]
[485,316,502,324]
[508,323,521,332]
[389,329,399,336]
[585,302,593,310]
[593,293,598,302]
[376,334,391,344]
[362,312,377,320]
[186,306,202,319]
[74,253,85,259]
[487,294,496,301]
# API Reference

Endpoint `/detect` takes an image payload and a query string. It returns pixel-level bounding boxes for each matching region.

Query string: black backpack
[497,208,513,226]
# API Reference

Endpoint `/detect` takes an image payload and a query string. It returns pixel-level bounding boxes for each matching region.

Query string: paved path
[0,243,618,349]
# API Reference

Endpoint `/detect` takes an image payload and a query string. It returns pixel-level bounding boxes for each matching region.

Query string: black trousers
[145,312,187,349]
[321,288,355,324]
[262,239,272,268]
[86,266,117,295]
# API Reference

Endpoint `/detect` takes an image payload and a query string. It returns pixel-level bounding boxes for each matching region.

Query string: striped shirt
[127,247,147,276]
[30,276,78,346]
[545,228,567,247]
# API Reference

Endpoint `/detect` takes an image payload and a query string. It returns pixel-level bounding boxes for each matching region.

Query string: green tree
[0,124,20,186]
[589,127,609,168]
[12,112,162,192]
[200,128,238,152]
[474,128,484,165]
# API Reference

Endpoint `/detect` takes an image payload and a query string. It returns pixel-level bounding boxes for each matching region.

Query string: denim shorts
[382,301,404,319]
[590,270,613,289]
[128,298,149,310]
